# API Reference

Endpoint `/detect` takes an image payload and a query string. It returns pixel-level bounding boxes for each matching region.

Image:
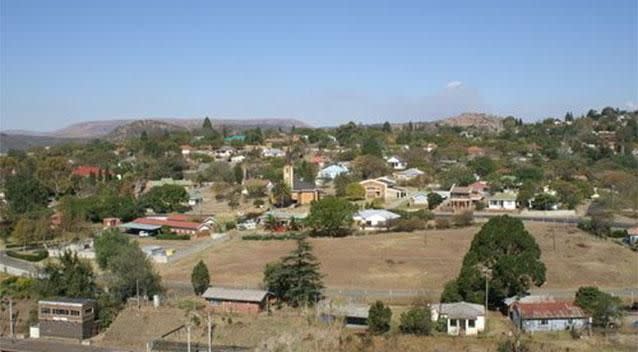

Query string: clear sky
[1,0,637,131]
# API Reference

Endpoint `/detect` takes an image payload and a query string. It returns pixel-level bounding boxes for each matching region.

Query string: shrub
[156,233,190,240]
[6,249,49,262]
[392,218,426,232]
[435,218,450,229]
[368,301,392,335]
[399,306,432,335]
[452,211,473,227]
[242,233,306,241]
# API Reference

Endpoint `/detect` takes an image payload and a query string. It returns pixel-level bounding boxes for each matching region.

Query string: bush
[392,218,427,232]
[399,306,432,335]
[156,233,190,240]
[609,229,627,238]
[6,249,49,262]
[452,211,473,227]
[242,233,306,241]
[368,301,392,335]
[434,218,450,229]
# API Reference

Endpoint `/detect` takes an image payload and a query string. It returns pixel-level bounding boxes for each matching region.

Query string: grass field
[158,222,638,292]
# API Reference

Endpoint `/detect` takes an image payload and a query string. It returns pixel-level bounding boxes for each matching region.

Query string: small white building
[409,192,429,207]
[393,168,424,182]
[317,164,349,181]
[487,192,518,210]
[353,209,401,229]
[262,147,286,158]
[430,302,486,336]
[386,156,407,170]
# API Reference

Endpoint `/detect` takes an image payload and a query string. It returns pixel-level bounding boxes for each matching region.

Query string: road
[0,338,124,352]
[165,234,229,263]
[433,211,638,229]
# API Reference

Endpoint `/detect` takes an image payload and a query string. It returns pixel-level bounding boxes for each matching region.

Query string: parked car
[237,220,257,231]
[139,231,150,237]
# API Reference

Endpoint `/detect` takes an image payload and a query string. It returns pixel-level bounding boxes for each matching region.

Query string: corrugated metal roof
[318,301,369,319]
[202,287,269,302]
[119,222,162,231]
[354,209,401,221]
[516,302,588,319]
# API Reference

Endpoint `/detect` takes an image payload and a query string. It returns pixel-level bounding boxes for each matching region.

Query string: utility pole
[187,325,191,352]
[136,279,140,310]
[9,297,14,338]
[207,313,213,352]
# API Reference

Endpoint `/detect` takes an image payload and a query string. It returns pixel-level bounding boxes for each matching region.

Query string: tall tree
[38,250,96,298]
[5,173,49,215]
[575,286,622,328]
[305,196,357,237]
[368,301,392,335]
[139,184,188,213]
[271,180,292,207]
[442,216,546,307]
[191,260,210,295]
[382,121,392,133]
[202,116,213,130]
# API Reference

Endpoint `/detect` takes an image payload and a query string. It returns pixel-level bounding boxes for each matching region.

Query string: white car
[237,221,257,231]
[139,231,150,237]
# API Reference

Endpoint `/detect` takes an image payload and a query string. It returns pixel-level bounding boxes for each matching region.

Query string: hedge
[156,233,190,240]
[242,233,306,241]
[6,249,49,262]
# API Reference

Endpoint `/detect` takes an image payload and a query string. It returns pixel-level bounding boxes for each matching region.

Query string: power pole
[9,297,14,338]
[187,325,191,352]
[207,313,213,352]
[136,279,140,310]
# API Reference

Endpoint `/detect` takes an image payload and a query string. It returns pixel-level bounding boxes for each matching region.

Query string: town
[1,109,637,351]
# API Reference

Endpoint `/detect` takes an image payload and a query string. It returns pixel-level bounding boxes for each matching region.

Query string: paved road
[0,338,126,352]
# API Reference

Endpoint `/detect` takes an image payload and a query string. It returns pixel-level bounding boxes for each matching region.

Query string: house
[443,185,484,211]
[510,301,590,332]
[72,165,108,178]
[487,192,518,210]
[141,245,170,263]
[353,209,401,229]
[408,192,429,207]
[262,147,286,158]
[120,216,213,236]
[393,168,424,182]
[230,155,246,163]
[626,226,638,245]
[102,217,121,228]
[316,164,349,181]
[359,178,407,201]
[386,156,407,170]
[283,164,321,205]
[430,302,485,336]
[180,145,193,157]
[260,210,307,231]
[202,287,271,314]
[468,181,489,195]
[215,146,235,159]
[188,189,203,206]
[318,300,369,329]
[38,297,97,340]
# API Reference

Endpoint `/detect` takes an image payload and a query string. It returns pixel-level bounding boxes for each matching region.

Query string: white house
[487,192,518,210]
[353,209,401,229]
[386,156,407,170]
[409,192,429,207]
[317,164,349,181]
[262,147,286,158]
[430,302,485,336]
[230,155,246,163]
[215,146,235,159]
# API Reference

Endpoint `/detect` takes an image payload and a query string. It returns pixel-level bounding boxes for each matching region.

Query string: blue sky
[1,0,637,130]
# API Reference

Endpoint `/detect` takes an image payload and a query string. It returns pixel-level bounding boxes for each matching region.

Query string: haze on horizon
[1,0,637,132]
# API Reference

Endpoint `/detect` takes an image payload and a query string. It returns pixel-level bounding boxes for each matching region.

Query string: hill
[0,133,89,153]
[436,112,504,131]
[105,120,188,142]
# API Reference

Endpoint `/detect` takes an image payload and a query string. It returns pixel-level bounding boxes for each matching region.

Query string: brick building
[202,287,271,314]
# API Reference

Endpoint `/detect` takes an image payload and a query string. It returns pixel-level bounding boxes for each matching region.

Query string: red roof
[515,302,588,319]
[166,214,194,222]
[628,226,638,236]
[469,181,489,192]
[72,166,104,177]
[134,217,203,231]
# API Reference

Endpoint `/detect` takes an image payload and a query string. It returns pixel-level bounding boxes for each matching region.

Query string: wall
[207,300,263,314]
[522,318,588,332]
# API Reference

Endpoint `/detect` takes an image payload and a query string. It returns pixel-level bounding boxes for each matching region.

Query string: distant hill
[436,112,504,132]
[0,133,89,153]
[1,117,310,150]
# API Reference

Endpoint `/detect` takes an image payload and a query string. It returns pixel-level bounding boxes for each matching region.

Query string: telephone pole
[9,297,14,338]
[207,313,213,352]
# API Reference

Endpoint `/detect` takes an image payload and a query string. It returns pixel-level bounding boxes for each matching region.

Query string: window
[450,319,457,327]
[52,309,69,315]
[541,319,548,325]
[70,310,80,316]
[468,319,475,328]
[567,319,573,324]
[85,308,94,314]
[40,308,51,314]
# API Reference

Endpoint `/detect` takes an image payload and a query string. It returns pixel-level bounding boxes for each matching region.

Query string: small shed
[318,301,369,329]
[510,301,590,332]
[202,287,271,314]
[430,302,486,336]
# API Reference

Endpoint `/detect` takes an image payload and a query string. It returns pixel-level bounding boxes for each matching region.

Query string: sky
[1,0,637,131]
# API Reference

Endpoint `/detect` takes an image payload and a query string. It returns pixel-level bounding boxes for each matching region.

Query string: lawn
[158,222,638,292]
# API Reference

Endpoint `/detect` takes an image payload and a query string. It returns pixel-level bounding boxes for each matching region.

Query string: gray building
[38,297,97,340]
[510,301,590,332]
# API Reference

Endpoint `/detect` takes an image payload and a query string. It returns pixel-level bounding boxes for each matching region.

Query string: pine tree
[202,116,213,130]
[191,260,210,295]
[279,238,324,307]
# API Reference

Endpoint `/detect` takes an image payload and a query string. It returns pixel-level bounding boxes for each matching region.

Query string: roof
[319,164,348,174]
[354,209,401,221]
[263,210,308,221]
[432,302,485,319]
[72,166,104,177]
[318,301,369,319]
[504,294,556,307]
[39,297,95,306]
[628,226,638,236]
[515,302,589,320]
[488,192,518,201]
[293,177,318,191]
[119,222,163,231]
[146,178,193,188]
[395,168,424,177]
[202,287,269,303]
[451,186,472,195]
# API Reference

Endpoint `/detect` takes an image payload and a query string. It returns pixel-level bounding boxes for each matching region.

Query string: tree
[105,243,162,301]
[440,280,463,302]
[344,182,365,200]
[5,173,49,215]
[139,184,189,213]
[191,260,210,295]
[468,156,496,177]
[399,306,432,335]
[564,112,574,122]
[95,229,132,269]
[531,193,558,210]
[440,165,475,189]
[334,173,358,197]
[271,180,292,207]
[11,215,50,246]
[37,250,96,298]
[37,156,72,198]
[443,216,546,307]
[202,116,213,130]
[305,196,357,237]
[263,238,324,307]
[427,193,444,210]
[360,137,384,158]
[368,301,392,335]
[575,286,622,328]
[352,155,389,179]
[382,121,392,133]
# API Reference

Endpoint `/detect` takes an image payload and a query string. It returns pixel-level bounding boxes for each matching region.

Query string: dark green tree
[399,306,432,335]
[427,193,444,210]
[468,156,496,177]
[305,196,357,237]
[443,216,546,307]
[360,137,384,158]
[191,260,210,295]
[368,301,392,335]
[95,229,132,269]
[37,250,96,298]
[382,121,392,133]
[233,163,244,185]
[5,173,49,215]
[202,116,213,130]
[139,184,189,213]
[575,286,623,328]
[531,193,558,210]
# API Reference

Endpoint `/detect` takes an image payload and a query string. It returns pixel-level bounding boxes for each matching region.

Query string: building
[38,298,97,340]
[430,302,486,336]
[102,217,121,228]
[510,301,590,332]
[353,209,401,229]
[316,164,349,181]
[188,189,203,206]
[120,215,214,236]
[202,287,271,314]
[487,192,518,210]
[408,192,429,207]
[214,146,235,159]
[72,166,107,178]
[318,301,369,329]
[282,164,321,205]
[626,226,638,246]
[386,156,407,170]
[224,134,246,143]
[442,185,484,211]
[393,168,424,182]
[261,147,286,158]
[359,178,407,201]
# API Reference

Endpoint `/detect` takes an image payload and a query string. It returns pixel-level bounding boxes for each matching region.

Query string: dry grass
[159,222,638,292]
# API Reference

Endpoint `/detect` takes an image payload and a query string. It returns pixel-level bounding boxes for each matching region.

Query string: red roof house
[72,166,106,178]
